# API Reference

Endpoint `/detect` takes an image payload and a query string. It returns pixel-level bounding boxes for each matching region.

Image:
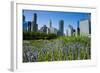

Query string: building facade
[23,15,28,31]
[27,21,31,31]
[59,20,64,36]
[77,21,80,36]
[79,19,91,36]
[67,25,74,36]
[39,25,48,34]
[31,13,38,32]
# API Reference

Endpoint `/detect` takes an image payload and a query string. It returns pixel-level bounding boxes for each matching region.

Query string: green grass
[23,36,91,62]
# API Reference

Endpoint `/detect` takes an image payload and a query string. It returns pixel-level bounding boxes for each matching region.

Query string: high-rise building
[89,20,91,34]
[48,20,58,35]
[27,21,31,31]
[23,15,25,23]
[31,13,38,32]
[49,20,52,28]
[67,25,74,36]
[39,25,48,34]
[77,21,80,36]
[50,27,58,35]
[23,14,28,31]
[59,20,64,36]
[23,10,25,23]
[48,20,52,33]
[34,13,37,25]
[79,19,91,36]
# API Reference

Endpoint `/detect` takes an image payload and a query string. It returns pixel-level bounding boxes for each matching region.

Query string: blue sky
[23,10,91,34]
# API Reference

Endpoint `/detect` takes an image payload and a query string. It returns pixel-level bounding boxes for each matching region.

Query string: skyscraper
[23,15,25,23]
[23,14,28,31]
[39,25,48,34]
[34,13,37,25]
[23,10,25,23]
[49,20,52,33]
[67,25,74,36]
[27,21,31,31]
[49,20,58,35]
[31,13,38,32]
[89,20,91,34]
[79,19,91,36]
[49,20,52,28]
[59,20,64,36]
[77,21,80,36]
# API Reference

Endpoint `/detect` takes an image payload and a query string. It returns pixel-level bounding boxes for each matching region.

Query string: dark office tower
[23,10,25,23]
[49,20,52,28]
[23,14,27,31]
[32,13,38,32]
[28,21,31,31]
[23,15,25,23]
[89,19,91,34]
[59,20,64,36]
[32,23,38,32]
[77,21,80,36]
[34,13,37,24]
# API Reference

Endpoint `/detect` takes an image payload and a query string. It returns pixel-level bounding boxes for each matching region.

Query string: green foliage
[23,31,58,40]
[23,36,91,62]
[58,36,90,46]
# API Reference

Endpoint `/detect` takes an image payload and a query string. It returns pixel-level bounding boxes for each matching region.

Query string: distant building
[48,20,52,34]
[79,19,91,36]
[77,21,80,36]
[31,13,38,32]
[23,15,25,22]
[59,20,64,36]
[66,30,68,36]
[49,20,52,28]
[39,25,48,34]
[27,21,31,31]
[73,29,76,36]
[23,22,28,31]
[23,15,28,31]
[48,20,58,35]
[67,25,74,36]
[47,28,50,34]
[50,27,58,35]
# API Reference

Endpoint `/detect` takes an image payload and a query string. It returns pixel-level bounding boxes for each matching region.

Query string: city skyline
[23,10,91,34]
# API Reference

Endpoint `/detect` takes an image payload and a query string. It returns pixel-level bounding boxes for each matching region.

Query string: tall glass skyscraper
[27,21,31,31]
[32,13,38,32]
[23,14,28,31]
[59,20,64,36]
